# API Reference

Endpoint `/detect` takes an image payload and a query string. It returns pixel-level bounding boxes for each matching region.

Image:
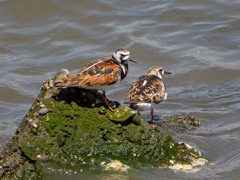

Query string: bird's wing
[127,75,166,104]
[54,57,122,88]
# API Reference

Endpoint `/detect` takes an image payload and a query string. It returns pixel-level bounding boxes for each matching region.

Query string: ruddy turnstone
[54,48,137,111]
[125,66,171,120]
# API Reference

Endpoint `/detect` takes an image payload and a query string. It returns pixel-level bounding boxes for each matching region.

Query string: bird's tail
[124,100,138,110]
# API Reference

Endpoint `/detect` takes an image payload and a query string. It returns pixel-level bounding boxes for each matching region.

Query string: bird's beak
[128,57,138,63]
[164,70,172,74]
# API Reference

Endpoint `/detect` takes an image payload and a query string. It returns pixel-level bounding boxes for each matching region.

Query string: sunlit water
[1,0,240,179]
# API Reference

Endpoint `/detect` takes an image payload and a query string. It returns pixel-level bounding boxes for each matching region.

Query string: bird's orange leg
[151,109,154,121]
[138,111,141,116]
[100,91,115,112]
[88,90,114,112]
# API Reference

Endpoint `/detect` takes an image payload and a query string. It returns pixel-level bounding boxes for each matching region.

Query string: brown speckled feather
[54,57,123,88]
[127,75,166,104]
[125,65,170,120]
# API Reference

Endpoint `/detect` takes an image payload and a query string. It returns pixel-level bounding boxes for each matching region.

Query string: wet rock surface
[0,70,207,179]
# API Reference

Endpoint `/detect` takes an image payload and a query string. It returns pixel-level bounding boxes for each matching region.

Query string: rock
[38,108,49,115]
[158,113,200,129]
[29,119,39,128]
[168,142,208,172]
[39,102,45,108]
[33,112,39,117]
[0,69,207,179]
[104,160,130,172]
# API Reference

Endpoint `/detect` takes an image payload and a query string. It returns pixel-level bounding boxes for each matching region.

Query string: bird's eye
[159,69,163,71]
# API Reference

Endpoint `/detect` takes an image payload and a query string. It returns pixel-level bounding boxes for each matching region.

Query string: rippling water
[1,0,240,179]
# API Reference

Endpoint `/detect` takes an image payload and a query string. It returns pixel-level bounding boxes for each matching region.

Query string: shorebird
[125,66,171,120]
[54,48,137,111]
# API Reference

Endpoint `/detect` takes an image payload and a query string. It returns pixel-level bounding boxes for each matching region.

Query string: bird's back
[54,57,123,88]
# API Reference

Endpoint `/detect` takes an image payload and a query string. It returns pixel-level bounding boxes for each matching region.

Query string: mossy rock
[0,70,207,179]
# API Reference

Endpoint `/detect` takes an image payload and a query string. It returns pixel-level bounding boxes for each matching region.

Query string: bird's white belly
[135,103,153,111]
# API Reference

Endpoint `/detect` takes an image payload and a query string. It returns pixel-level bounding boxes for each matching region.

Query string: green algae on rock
[168,142,208,172]
[157,113,200,130]
[0,69,207,179]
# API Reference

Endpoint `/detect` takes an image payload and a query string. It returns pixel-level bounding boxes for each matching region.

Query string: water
[1,0,240,179]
